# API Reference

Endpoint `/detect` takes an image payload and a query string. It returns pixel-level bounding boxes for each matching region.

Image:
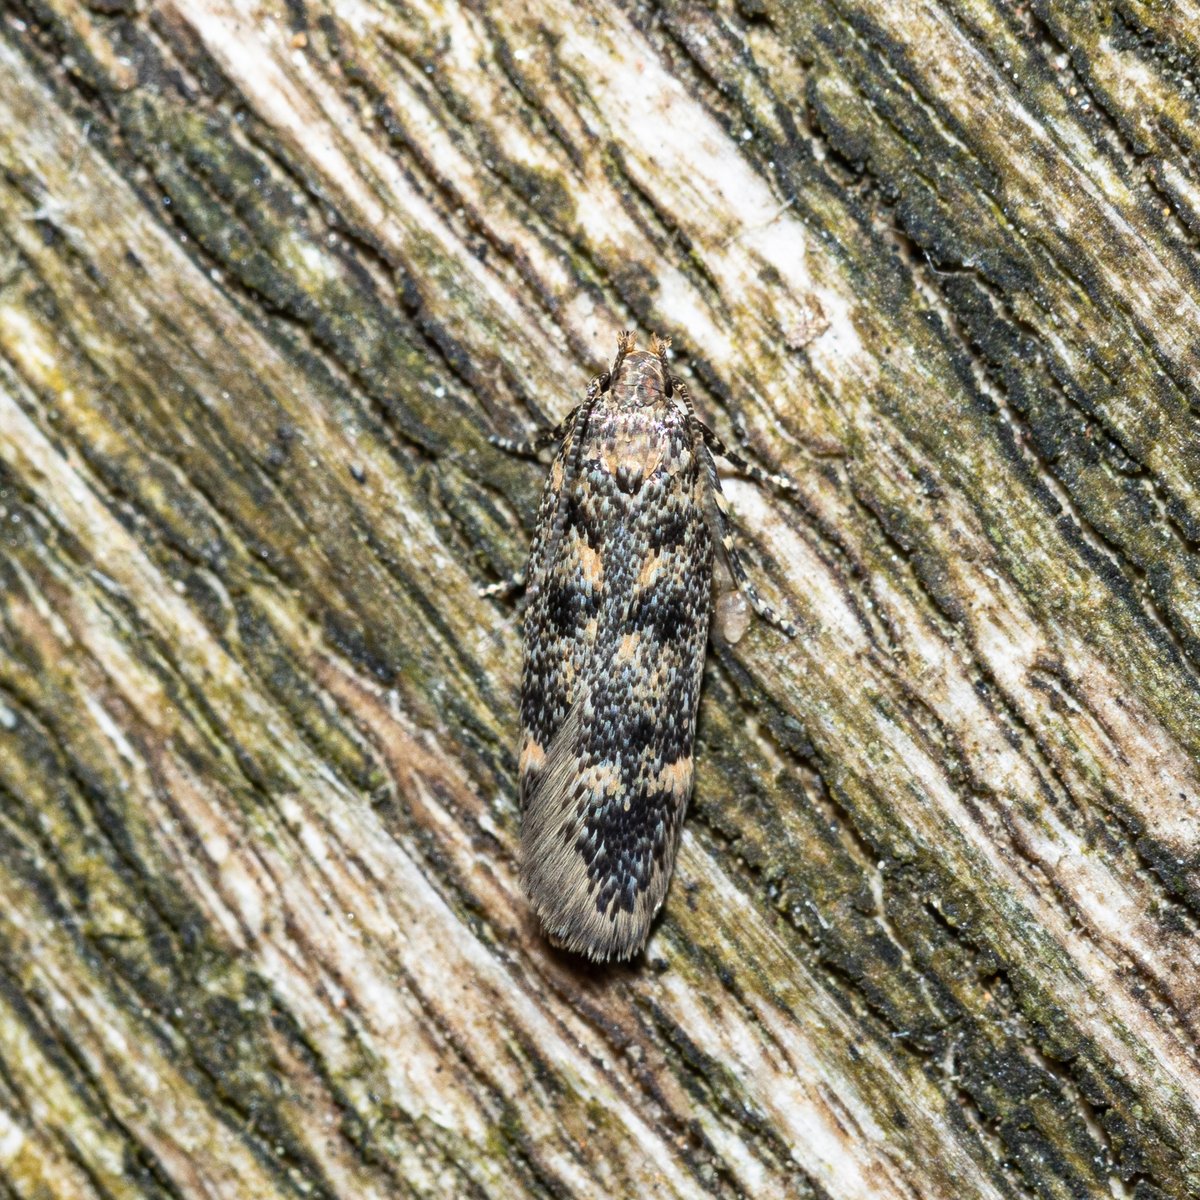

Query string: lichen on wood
[1,1,1199,1198]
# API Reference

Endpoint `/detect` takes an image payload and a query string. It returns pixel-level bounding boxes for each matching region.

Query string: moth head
[609,335,672,410]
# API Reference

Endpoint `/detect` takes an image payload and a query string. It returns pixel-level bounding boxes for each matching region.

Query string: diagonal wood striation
[0,1,1197,1197]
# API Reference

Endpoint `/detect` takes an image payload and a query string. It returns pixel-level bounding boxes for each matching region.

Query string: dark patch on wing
[649,505,693,551]
[628,586,692,641]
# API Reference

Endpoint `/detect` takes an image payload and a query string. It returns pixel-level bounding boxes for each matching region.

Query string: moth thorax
[610,350,669,410]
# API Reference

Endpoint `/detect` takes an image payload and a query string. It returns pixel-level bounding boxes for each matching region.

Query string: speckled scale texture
[518,336,714,961]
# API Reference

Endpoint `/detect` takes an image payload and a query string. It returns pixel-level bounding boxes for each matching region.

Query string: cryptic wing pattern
[519,383,713,961]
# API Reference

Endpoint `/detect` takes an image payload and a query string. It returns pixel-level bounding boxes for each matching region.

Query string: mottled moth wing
[519,398,713,961]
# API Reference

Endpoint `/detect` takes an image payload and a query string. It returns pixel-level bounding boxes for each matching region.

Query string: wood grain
[1,1,1198,1196]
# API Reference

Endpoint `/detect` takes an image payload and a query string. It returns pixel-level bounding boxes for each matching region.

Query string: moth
[493,331,795,961]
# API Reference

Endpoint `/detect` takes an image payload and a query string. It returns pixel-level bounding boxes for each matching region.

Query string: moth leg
[670,375,796,636]
[489,430,557,457]
[487,405,581,600]
[490,404,581,457]
[695,415,800,497]
[699,445,798,638]
[480,567,526,600]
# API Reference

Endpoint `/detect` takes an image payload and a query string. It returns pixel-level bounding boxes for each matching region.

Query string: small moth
[493,331,795,960]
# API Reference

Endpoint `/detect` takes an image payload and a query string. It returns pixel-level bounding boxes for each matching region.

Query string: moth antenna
[527,375,602,603]
[671,375,698,426]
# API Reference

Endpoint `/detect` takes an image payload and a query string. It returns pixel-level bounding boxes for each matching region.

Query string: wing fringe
[520,694,679,961]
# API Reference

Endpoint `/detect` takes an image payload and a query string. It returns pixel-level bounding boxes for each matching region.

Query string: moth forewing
[511,332,792,961]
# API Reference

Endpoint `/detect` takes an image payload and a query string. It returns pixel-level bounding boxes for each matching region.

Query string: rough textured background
[1,1,1199,1197]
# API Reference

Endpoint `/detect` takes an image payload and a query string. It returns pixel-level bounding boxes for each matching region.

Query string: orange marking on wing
[519,737,546,775]
[576,541,604,588]
[601,440,665,483]
[653,757,694,797]
[616,631,642,662]
[636,551,664,590]
[582,761,623,798]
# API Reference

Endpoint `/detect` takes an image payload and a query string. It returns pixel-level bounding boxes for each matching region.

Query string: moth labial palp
[492,330,796,961]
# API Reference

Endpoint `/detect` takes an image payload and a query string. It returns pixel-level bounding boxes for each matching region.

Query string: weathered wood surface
[1,1,1199,1197]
